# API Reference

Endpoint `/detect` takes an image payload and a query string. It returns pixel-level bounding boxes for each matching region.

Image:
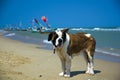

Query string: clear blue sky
[0,0,120,27]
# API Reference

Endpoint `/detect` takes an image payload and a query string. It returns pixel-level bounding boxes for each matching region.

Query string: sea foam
[43,40,52,44]
[71,27,120,31]
[95,49,120,57]
[5,33,15,36]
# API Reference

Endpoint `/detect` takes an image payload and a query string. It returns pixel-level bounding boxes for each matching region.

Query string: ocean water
[70,29,120,56]
[1,27,120,62]
[69,28,120,59]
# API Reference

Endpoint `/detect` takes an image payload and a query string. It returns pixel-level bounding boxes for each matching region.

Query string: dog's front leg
[64,58,71,77]
[59,57,66,77]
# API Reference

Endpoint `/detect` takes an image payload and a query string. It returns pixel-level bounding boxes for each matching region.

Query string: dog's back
[67,32,96,57]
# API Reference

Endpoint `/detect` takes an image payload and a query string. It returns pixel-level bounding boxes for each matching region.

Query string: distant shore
[0,32,120,80]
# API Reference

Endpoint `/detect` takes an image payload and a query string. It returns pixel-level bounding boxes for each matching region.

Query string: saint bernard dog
[48,29,96,77]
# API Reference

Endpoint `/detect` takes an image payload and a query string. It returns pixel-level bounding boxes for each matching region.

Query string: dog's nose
[58,39,63,43]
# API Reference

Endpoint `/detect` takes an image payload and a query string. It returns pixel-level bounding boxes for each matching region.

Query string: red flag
[41,16,47,22]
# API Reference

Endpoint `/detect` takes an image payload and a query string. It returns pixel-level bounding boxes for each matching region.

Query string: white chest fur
[56,33,70,58]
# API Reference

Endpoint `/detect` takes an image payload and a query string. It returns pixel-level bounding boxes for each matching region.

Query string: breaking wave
[71,27,120,31]
[43,40,52,44]
[95,49,120,57]
[5,33,15,36]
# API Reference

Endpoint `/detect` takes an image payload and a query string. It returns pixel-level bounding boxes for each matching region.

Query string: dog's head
[48,29,69,48]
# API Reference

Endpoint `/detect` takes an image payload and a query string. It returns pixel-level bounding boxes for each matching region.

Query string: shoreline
[0,33,120,80]
[2,31,120,63]
[95,52,120,63]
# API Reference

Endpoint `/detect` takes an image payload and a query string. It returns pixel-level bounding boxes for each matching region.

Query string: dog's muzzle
[56,38,63,48]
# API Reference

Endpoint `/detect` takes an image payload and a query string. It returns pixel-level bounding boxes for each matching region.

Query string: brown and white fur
[48,29,96,77]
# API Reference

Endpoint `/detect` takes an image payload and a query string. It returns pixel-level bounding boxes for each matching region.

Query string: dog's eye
[62,33,66,42]
[54,34,58,39]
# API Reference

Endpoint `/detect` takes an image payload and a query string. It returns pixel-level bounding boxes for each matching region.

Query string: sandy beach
[0,34,120,80]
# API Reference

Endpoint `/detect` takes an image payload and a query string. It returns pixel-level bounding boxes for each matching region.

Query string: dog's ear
[48,32,54,41]
[62,28,69,33]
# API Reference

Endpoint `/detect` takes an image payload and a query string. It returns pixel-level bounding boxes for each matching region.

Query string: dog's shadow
[71,70,101,77]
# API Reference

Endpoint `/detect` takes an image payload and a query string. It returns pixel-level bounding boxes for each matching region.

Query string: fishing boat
[39,27,53,34]
[31,26,38,33]
[34,16,54,33]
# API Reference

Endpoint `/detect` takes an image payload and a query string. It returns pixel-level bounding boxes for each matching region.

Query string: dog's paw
[85,70,90,74]
[64,74,70,77]
[59,72,64,77]
[89,70,94,75]
[86,70,94,75]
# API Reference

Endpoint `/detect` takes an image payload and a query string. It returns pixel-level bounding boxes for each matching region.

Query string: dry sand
[0,34,120,80]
